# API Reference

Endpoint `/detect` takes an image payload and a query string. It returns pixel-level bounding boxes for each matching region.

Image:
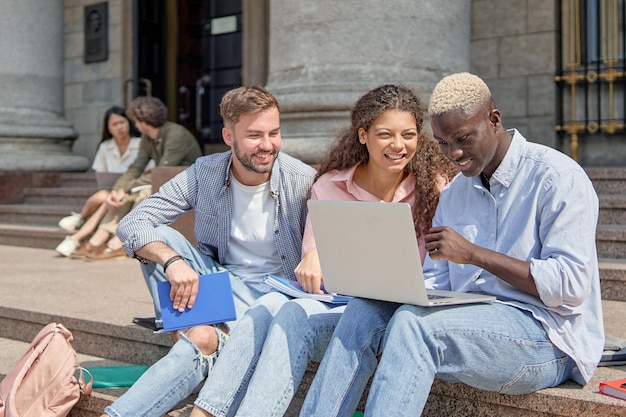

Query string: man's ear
[222,126,233,146]
[489,109,502,129]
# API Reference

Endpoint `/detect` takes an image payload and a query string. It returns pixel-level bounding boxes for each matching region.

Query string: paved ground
[0,244,154,326]
[0,244,157,379]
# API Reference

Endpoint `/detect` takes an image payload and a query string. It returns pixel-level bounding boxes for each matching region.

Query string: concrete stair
[0,172,95,249]
[0,168,625,416]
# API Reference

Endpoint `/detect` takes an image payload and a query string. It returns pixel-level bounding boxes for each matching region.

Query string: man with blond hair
[299,73,604,416]
[102,86,316,417]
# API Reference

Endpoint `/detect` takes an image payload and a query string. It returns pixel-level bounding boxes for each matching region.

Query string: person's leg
[74,202,108,241]
[91,197,133,247]
[81,189,110,219]
[103,332,215,417]
[55,202,110,257]
[364,303,574,417]
[191,292,292,417]
[298,298,401,417]
[233,299,345,417]
[104,227,265,417]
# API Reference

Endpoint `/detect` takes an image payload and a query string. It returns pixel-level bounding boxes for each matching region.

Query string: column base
[0,151,90,171]
[0,108,89,171]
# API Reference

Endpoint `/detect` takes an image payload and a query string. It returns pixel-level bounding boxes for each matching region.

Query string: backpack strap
[78,368,93,396]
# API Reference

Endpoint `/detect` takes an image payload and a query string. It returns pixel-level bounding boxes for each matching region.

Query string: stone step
[0,336,194,417]
[587,167,626,195]
[0,204,81,226]
[597,224,626,259]
[0,245,625,416]
[0,310,172,367]
[0,223,69,249]
[599,258,626,301]
[599,194,626,225]
[59,172,98,188]
[22,187,96,206]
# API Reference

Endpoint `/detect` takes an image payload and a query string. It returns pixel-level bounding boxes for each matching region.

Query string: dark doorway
[134,0,243,150]
[199,1,243,146]
[134,0,166,100]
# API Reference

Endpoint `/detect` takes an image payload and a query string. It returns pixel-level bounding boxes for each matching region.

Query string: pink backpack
[0,323,92,417]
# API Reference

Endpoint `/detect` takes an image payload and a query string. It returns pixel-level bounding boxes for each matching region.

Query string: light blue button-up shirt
[423,129,603,385]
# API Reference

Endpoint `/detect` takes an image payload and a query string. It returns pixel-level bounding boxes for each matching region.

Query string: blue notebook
[157,271,237,332]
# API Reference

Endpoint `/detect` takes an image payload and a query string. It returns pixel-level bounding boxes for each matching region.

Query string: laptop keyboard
[427,293,451,300]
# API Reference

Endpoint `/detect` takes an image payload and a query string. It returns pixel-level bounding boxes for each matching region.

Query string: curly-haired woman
[187,84,457,417]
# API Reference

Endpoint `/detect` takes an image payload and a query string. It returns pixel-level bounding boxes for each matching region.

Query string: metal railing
[555,0,626,161]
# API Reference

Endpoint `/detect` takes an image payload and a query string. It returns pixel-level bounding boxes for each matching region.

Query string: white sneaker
[55,236,80,257]
[58,212,84,232]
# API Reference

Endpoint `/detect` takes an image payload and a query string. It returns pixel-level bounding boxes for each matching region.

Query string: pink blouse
[302,165,427,264]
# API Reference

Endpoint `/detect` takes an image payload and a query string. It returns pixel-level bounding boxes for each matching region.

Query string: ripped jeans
[105,226,266,417]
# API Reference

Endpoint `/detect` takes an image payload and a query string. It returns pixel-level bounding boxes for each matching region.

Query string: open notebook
[307,200,496,306]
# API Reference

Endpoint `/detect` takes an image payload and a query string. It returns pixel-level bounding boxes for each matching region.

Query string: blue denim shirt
[117,151,316,282]
[423,129,603,385]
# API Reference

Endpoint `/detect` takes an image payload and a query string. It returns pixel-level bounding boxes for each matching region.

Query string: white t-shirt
[91,137,144,173]
[223,175,282,291]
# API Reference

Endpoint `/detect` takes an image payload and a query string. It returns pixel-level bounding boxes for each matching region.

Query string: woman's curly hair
[316,84,458,237]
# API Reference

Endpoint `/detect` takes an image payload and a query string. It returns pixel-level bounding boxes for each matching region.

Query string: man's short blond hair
[428,72,492,116]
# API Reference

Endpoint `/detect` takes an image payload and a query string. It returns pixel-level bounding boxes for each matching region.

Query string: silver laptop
[307,200,496,306]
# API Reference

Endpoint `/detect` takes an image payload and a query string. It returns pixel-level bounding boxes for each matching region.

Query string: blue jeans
[195,294,345,417]
[105,226,266,417]
[300,298,573,417]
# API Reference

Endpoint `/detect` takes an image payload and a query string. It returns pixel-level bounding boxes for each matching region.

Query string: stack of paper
[263,274,352,305]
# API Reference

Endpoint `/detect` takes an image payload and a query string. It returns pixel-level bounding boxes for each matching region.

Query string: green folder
[85,365,149,388]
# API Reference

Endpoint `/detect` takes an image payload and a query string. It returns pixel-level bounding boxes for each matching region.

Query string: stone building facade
[0,0,623,171]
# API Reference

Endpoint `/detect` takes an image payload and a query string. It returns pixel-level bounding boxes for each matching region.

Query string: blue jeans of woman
[194,293,345,417]
[299,298,573,417]
[104,226,266,417]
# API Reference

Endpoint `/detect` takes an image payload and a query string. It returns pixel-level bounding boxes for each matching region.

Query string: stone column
[267,0,471,163]
[0,0,88,171]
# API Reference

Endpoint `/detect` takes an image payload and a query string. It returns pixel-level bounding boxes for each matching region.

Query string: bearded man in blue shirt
[300,72,603,417]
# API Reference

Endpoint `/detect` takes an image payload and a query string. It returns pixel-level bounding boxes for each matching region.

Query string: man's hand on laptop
[294,249,325,294]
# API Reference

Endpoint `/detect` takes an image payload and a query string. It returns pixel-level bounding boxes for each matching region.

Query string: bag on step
[0,322,92,417]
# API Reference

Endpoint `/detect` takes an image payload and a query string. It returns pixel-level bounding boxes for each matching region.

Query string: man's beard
[233,140,278,174]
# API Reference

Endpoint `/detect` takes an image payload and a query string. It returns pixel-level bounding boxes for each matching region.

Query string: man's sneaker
[58,212,84,232]
[55,236,80,257]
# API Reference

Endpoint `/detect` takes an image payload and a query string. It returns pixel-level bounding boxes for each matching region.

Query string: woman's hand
[294,249,325,294]
[106,188,127,210]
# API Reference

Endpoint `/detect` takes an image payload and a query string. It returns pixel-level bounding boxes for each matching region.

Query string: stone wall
[61,0,559,165]
[64,0,128,168]
[470,0,559,149]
